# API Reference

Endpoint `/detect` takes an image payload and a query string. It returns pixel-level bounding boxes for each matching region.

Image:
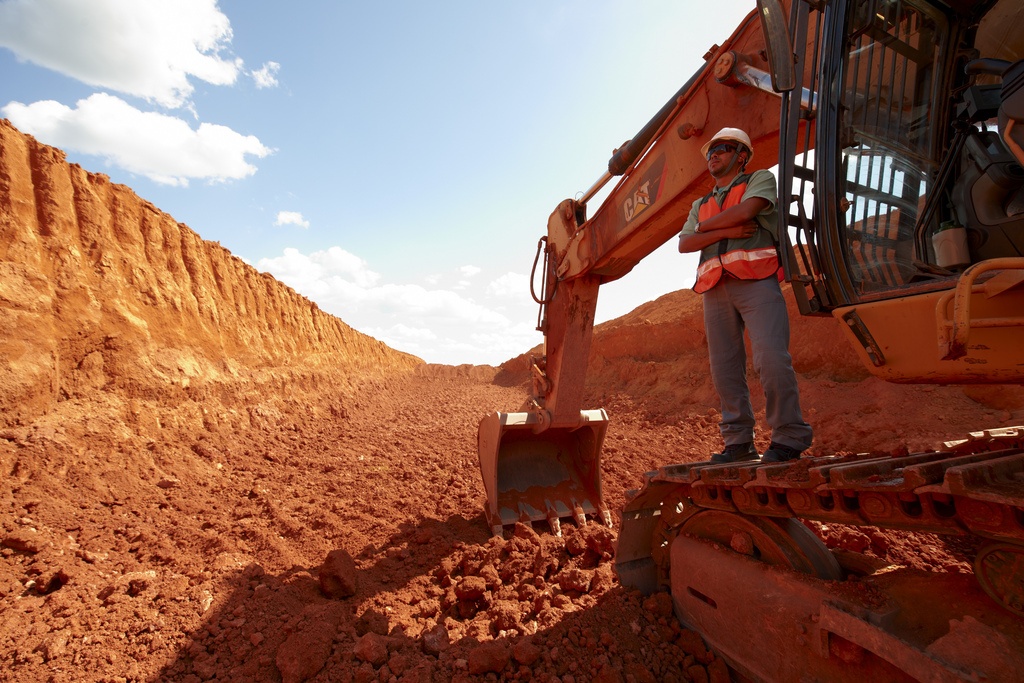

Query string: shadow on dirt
[153,512,480,681]
[152,512,721,683]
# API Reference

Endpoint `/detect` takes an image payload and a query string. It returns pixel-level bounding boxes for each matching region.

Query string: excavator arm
[478,1,802,535]
[539,29,787,427]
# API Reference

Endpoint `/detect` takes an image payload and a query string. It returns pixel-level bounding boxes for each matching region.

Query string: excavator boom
[477,3,796,535]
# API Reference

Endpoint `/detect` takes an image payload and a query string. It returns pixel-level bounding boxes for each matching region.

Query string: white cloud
[486,272,530,299]
[377,323,437,343]
[251,62,280,89]
[0,0,241,109]
[257,247,540,365]
[460,265,482,278]
[260,247,380,290]
[274,211,309,229]
[469,321,540,353]
[2,93,272,186]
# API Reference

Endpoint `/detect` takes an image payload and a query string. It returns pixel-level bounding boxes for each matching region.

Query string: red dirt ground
[2,120,1023,682]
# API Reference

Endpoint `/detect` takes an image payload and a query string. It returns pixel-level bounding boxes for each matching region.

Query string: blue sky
[0,0,755,365]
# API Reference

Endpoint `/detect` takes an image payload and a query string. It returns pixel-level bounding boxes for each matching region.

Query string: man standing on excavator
[677,127,813,464]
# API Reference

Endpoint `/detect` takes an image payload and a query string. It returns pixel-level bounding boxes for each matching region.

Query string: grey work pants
[702,276,813,451]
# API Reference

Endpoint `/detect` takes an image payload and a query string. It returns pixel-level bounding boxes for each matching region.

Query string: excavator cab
[775,0,1024,382]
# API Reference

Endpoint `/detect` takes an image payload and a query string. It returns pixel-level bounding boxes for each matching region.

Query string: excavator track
[617,426,1024,615]
[615,427,1024,681]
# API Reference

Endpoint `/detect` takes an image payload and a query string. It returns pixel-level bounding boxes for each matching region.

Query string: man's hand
[679,219,758,253]
[722,220,758,239]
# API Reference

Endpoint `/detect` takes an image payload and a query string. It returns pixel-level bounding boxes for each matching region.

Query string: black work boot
[761,442,803,463]
[709,442,759,464]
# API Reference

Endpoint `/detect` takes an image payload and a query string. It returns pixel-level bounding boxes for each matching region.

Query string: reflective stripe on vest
[693,177,779,294]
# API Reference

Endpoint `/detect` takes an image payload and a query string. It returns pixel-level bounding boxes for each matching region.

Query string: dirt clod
[319,548,358,599]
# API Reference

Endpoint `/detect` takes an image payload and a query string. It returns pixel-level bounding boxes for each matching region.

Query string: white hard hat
[701,127,754,162]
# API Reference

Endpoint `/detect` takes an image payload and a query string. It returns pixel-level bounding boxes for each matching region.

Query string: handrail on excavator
[937,257,1024,360]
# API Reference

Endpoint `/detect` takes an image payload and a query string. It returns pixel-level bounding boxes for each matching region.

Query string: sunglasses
[706,142,739,159]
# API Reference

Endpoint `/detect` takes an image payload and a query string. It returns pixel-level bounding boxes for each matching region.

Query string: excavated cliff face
[0,119,421,429]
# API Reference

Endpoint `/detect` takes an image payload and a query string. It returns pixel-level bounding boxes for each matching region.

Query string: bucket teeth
[478,408,610,538]
[573,505,587,527]
[600,506,614,528]
[547,513,562,537]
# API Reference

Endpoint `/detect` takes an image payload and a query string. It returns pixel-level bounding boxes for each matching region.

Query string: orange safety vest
[692,175,780,294]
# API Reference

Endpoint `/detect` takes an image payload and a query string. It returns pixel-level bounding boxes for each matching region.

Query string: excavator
[478,0,1024,679]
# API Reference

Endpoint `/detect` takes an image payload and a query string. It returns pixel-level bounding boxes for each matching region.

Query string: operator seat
[952,59,1024,261]
[999,59,1024,169]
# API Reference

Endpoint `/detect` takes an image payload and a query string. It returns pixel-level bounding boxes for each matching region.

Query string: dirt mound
[499,286,1024,456]
[0,118,421,432]
[2,119,1023,682]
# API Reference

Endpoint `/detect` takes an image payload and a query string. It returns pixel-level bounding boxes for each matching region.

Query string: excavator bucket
[478,409,612,536]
